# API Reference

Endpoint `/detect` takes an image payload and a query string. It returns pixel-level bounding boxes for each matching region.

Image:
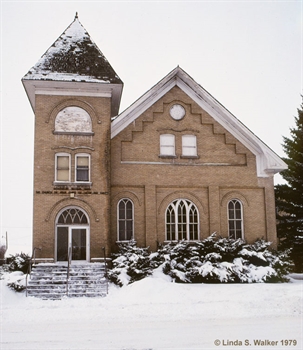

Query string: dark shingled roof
[23,14,122,84]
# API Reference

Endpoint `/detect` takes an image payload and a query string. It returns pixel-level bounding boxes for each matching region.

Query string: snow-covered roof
[22,14,123,116]
[23,14,122,84]
[111,66,287,177]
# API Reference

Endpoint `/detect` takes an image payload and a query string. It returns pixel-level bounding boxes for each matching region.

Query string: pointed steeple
[23,15,122,84]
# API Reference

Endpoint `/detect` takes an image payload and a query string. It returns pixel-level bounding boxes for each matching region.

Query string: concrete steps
[27,263,108,299]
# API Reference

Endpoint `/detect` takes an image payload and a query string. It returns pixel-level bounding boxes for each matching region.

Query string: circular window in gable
[169,104,186,120]
[55,106,92,134]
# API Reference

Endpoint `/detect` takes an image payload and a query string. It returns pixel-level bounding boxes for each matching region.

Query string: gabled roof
[23,14,122,84]
[111,66,287,177]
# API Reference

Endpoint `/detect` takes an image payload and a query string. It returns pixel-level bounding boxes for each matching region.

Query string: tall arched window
[117,199,134,241]
[228,199,243,239]
[166,199,199,241]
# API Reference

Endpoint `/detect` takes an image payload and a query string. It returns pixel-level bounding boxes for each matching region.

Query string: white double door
[56,226,89,262]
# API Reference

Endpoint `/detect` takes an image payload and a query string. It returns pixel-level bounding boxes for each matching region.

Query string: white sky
[0,1,302,254]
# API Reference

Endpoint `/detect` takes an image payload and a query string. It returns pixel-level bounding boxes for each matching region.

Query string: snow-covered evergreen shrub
[108,235,291,285]
[108,241,153,287]
[6,253,31,274]
[7,280,26,292]
[162,236,291,283]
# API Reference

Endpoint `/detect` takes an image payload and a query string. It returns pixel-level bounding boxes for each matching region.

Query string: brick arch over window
[112,191,142,207]
[220,191,249,207]
[158,191,206,216]
[47,99,99,125]
[45,198,99,223]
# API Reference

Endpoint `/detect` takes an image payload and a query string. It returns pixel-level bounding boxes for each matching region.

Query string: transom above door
[56,207,90,262]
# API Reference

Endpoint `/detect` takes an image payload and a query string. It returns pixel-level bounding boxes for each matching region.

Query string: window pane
[160,134,175,155]
[57,156,69,167]
[76,168,89,181]
[57,155,70,181]
[57,169,69,181]
[77,156,89,166]
[182,135,197,156]
[57,227,68,261]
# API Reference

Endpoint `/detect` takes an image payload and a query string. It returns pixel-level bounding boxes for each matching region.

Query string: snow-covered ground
[1,269,302,350]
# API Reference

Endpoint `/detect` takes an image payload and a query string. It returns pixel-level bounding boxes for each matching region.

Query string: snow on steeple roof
[23,14,122,84]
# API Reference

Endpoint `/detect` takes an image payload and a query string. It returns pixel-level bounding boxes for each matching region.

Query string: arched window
[55,106,92,133]
[166,199,199,241]
[228,199,243,239]
[57,207,88,224]
[117,199,134,241]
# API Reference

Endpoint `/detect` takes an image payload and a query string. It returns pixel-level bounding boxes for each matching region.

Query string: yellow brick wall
[32,85,277,260]
[33,94,112,259]
[110,86,277,252]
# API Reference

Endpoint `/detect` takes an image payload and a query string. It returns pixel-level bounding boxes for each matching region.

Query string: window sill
[180,155,200,159]
[53,131,94,136]
[158,155,177,159]
[53,181,92,188]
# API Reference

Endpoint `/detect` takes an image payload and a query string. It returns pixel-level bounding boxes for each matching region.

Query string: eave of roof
[111,66,287,177]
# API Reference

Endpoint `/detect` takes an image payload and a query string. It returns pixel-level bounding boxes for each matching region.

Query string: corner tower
[22,14,123,261]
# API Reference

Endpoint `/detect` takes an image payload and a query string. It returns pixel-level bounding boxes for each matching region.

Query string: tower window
[55,153,70,182]
[75,154,90,182]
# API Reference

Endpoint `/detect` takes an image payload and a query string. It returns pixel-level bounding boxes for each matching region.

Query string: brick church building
[22,15,287,263]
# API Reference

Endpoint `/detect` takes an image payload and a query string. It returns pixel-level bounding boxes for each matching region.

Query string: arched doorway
[55,207,90,262]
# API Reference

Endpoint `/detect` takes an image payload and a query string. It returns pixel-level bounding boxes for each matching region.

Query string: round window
[169,104,186,120]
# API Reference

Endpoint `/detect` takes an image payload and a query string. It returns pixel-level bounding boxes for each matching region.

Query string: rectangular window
[182,135,197,156]
[75,154,90,182]
[56,154,70,182]
[160,134,175,156]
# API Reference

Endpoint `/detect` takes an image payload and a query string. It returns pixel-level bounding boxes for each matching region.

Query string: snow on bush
[161,235,292,283]
[108,235,291,286]
[6,252,31,274]
[107,240,153,287]
[1,253,31,292]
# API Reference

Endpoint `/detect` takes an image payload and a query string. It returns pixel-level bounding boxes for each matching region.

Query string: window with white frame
[55,153,71,182]
[182,135,197,156]
[75,154,90,182]
[228,199,243,239]
[160,134,175,156]
[118,199,134,241]
[166,199,199,241]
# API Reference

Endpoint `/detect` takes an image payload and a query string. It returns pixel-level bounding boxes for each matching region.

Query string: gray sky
[1,1,302,254]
